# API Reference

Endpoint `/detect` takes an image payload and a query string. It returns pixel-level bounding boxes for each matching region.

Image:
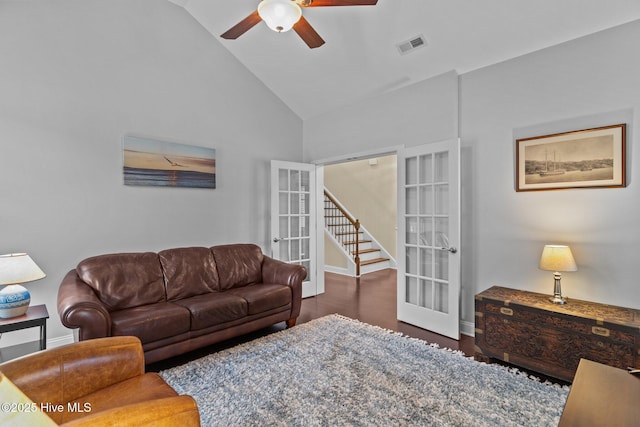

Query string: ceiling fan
[220,0,378,49]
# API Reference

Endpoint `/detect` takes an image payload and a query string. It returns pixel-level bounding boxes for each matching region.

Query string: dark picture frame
[516,124,626,192]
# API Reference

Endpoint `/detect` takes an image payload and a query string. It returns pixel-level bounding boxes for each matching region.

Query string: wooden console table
[475,286,640,382]
[559,358,640,426]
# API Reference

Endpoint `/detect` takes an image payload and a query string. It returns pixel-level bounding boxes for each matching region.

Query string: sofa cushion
[77,252,165,311]
[226,284,292,315]
[211,244,263,290]
[174,293,248,330]
[159,247,219,300]
[111,302,190,344]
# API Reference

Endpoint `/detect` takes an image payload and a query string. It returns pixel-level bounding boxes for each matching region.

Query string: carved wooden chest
[475,286,640,382]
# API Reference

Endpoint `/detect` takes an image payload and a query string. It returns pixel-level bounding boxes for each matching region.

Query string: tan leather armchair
[0,336,200,426]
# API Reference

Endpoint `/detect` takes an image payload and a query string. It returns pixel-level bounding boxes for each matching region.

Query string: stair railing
[324,190,361,276]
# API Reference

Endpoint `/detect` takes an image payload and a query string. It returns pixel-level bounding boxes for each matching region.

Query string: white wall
[3,2,636,348]
[0,0,302,346]
[303,71,459,161]
[460,20,640,324]
[304,19,640,334]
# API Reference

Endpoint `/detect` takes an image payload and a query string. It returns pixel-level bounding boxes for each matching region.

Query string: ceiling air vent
[396,35,427,55]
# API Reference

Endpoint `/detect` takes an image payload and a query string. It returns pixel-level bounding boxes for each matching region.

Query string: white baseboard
[47,334,75,348]
[323,265,352,276]
[460,320,475,337]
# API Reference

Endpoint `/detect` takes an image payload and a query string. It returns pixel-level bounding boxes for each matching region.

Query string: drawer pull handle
[500,307,513,316]
[592,326,610,337]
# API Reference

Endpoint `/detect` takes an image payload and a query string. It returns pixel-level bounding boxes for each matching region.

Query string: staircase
[324,189,396,276]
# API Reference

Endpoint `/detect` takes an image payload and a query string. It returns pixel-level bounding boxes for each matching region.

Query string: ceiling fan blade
[220,11,262,40]
[293,16,325,49]
[301,0,377,7]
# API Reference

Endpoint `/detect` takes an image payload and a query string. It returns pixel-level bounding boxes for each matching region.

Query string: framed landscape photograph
[516,124,626,192]
[123,136,216,189]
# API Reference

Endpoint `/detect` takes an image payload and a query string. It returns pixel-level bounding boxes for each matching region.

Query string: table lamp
[0,253,46,318]
[0,373,56,426]
[539,245,577,304]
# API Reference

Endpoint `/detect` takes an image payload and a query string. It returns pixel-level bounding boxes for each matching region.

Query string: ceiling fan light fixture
[258,0,302,33]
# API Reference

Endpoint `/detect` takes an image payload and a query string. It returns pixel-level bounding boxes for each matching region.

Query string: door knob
[440,246,457,254]
[273,237,285,243]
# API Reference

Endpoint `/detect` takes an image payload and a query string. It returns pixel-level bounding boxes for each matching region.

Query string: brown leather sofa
[0,336,200,426]
[57,244,306,364]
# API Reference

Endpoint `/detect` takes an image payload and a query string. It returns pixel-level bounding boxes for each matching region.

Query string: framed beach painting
[123,136,216,189]
[516,124,626,192]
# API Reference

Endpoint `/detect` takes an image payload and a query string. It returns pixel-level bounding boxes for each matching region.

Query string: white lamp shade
[0,253,46,285]
[0,373,56,426]
[539,245,578,272]
[0,253,45,318]
[258,0,302,33]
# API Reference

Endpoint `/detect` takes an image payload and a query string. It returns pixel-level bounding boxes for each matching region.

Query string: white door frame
[313,146,401,280]
[311,146,403,167]
[314,141,462,340]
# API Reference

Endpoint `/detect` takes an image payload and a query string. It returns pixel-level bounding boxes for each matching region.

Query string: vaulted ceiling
[169,0,640,119]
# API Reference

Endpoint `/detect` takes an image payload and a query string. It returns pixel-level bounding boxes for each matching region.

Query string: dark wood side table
[559,358,640,426]
[0,304,49,362]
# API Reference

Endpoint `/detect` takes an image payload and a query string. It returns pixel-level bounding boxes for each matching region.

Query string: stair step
[355,248,383,262]
[335,231,362,236]
[352,248,379,255]
[360,257,390,266]
[342,240,372,245]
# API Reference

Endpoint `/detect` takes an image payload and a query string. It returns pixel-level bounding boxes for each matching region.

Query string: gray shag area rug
[160,314,569,426]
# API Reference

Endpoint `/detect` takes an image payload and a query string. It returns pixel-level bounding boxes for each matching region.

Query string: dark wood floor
[148,269,474,372]
[305,270,571,385]
[300,269,475,355]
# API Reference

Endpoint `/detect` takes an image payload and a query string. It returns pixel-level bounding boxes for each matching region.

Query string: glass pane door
[405,153,450,313]
[271,160,319,298]
[398,140,460,339]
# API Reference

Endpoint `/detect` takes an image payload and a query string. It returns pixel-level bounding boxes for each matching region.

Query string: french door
[270,160,323,298]
[397,139,461,339]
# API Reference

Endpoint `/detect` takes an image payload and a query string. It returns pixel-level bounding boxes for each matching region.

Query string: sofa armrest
[262,256,306,320]
[61,396,200,427]
[262,256,307,286]
[58,269,111,340]
[0,337,145,407]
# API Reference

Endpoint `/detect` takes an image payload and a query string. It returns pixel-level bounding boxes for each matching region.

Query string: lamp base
[549,271,567,305]
[0,285,31,318]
